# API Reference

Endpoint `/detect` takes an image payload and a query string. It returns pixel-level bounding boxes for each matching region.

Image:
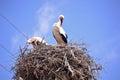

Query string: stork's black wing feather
[65,33,68,39]
[60,33,68,43]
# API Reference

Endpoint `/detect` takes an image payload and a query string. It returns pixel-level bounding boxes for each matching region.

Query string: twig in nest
[64,53,74,77]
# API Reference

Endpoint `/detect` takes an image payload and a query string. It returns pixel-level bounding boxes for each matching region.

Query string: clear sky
[0,0,120,80]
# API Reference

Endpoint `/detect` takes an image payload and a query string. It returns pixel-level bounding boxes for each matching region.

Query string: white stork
[52,15,68,45]
[27,37,48,48]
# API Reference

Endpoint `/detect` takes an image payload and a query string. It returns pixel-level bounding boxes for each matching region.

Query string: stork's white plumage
[27,37,48,48]
[52,15,68,45]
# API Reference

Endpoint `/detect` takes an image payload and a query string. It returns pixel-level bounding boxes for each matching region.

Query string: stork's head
[27,37,36,45]
[59,15,64,24]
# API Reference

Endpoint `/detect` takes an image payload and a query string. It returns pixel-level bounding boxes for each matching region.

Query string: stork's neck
[58,19,62,26]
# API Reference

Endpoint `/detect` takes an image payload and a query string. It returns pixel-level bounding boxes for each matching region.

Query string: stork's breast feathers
[59,27,68,43]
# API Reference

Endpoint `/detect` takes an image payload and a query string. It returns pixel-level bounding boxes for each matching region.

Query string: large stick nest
[12,42,102,80]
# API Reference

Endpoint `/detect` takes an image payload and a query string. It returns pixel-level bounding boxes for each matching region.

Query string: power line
[0,14,28,39]
[0,43,16,61]
[0,64,13,80]
[0,14,29,59]
[0,64,11,74]
[0,43,14,57]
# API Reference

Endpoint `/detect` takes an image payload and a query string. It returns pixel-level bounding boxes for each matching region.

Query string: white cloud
[10,2,63,50]
[33,3,60,36]
[10,2,61,51]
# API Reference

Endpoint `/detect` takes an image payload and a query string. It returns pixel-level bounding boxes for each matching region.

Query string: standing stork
[52,15,68,45]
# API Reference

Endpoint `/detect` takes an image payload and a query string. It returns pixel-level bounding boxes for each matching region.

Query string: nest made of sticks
[12,42,102,80]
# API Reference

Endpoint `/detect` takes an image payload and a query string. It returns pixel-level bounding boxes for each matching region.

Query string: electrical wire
[0,44,16,61]
[0,64,11,73]
[0,14,28,39]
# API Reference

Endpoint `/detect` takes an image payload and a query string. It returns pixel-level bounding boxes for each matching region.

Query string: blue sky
[0,0,120,80]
